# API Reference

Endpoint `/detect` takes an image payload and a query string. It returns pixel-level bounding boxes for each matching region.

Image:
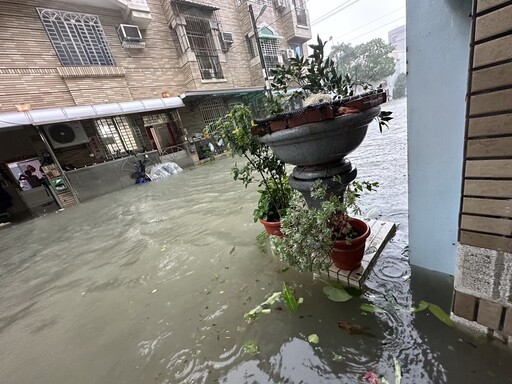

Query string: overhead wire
[311,0,360,26]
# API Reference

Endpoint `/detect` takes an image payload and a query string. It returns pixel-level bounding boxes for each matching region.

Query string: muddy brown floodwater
[1,98,511,383]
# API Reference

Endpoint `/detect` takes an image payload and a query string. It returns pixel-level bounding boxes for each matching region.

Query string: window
[171,2,224,80]
[38,8,115,66]
[291,0,308,26]
[247,27,282,70]
[95,116,143,158]
[289,43,303,58]
[200,99,227,127]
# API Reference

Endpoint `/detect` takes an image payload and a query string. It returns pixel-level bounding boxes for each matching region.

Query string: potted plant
[251,36,391,208]
[270,177,378,272]
[205,105,292,235]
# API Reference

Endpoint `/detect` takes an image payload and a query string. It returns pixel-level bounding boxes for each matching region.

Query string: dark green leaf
[323,286,353,302]
[282,282,299,312]
[427,303,454,327]
[360,303,386,313]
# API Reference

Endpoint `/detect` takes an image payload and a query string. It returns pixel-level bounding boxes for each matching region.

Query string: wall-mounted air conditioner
[221,32,234,52]
[43,121,89,149]
[117,24,146,48]
[275,0,286,10]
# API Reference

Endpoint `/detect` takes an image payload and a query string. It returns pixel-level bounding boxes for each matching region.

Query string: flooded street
[1,98,511,383]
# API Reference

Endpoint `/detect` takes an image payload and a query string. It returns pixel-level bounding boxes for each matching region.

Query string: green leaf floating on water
[261,292,282,307]
[360,303,386,313]
[243,340,259,355]
[308,334,319,344]
[427,303,454,327]
[282,283,299,312]
[332,352,344,362]
[323,286,353,302]
[413,300,429,312]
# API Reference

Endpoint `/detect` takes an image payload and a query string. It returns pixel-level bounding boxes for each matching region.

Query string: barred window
[171,2,224,80]
[260,37,280,71]
[38,8,115,66]
[200,99,227,127]
[95,116,143,158]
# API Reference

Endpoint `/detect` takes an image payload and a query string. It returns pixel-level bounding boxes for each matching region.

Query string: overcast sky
[306,0,406,51]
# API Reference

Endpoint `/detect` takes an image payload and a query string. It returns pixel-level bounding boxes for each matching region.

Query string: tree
[330,38,396,84]
[393,72,407,98]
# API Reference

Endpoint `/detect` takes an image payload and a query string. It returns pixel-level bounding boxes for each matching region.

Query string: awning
[172,0,219,11]
[0,97,185,129]
[180,86,265,101]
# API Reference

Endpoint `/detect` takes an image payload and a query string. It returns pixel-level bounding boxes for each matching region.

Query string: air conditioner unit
[221,32,234,52]
[222,32,234,44]
[275,0,286,10]
[285,48,295,59]
[117,24,146,48]
[43,121,89,149]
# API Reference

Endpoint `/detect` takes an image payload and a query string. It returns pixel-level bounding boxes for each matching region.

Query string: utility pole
[248,4,273,100]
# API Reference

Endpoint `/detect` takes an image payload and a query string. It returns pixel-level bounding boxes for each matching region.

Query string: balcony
[281,6,311,43]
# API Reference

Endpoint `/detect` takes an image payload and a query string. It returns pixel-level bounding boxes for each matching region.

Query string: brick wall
[453,0,512,343]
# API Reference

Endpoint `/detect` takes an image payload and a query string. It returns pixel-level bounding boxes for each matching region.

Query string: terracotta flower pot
[259,219,283,237]
[330,218,370,270]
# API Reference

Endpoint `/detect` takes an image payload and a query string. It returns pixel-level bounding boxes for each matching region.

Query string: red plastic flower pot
[259,219,283,237]
[330,218,370,270]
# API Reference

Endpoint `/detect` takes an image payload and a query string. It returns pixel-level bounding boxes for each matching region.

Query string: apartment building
[0,0,311,221]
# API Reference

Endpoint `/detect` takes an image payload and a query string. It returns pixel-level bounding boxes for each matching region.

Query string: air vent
[43,121,89,149]
[117,24,145,49]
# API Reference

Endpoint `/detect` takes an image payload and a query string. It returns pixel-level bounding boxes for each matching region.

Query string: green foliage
[307,334,319,344]
[331,38,396,84]
[243,340,260,356]
[282,282,299,312]
[322,286,353,302]
[270,178,378,273]
[271,35,352,101]
[205,105,291,222]
[426,302,454,327]
[393,72,407,99]
[360,303,386,313]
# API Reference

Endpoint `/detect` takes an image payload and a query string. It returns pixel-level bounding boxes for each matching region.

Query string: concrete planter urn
[258,106,381,166]
[255,104,381,208]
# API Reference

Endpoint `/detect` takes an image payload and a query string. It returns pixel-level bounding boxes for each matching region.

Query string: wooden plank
[477,0,510,13]
[325,220,397,288]
[470,88,512,115]
[461,214,512,236]
[468,114,512,137]
[466,136,512,157]
[459,230,512,252]
[475,4,512,41]
[464,179,512,198]
[465,159,512,178]
[472,61,512,92]
[462,197,512,217]
[474,34,512,68]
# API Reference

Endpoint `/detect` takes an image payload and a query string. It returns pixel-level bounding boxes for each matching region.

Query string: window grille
[38,8,115,66]
[200,99,227,127]
[246,35,256,58]
[95,116,143,158]
[260,37,280,70]
[171,2,224,80]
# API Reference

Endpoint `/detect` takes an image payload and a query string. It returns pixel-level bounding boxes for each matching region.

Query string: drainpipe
[35,125,81,205]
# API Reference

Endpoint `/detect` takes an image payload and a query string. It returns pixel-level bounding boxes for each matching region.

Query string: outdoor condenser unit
[43,121,89,149]
[117,24,146,49]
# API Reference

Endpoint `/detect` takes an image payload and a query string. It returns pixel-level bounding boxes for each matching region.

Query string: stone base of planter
[323,219,397,288]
